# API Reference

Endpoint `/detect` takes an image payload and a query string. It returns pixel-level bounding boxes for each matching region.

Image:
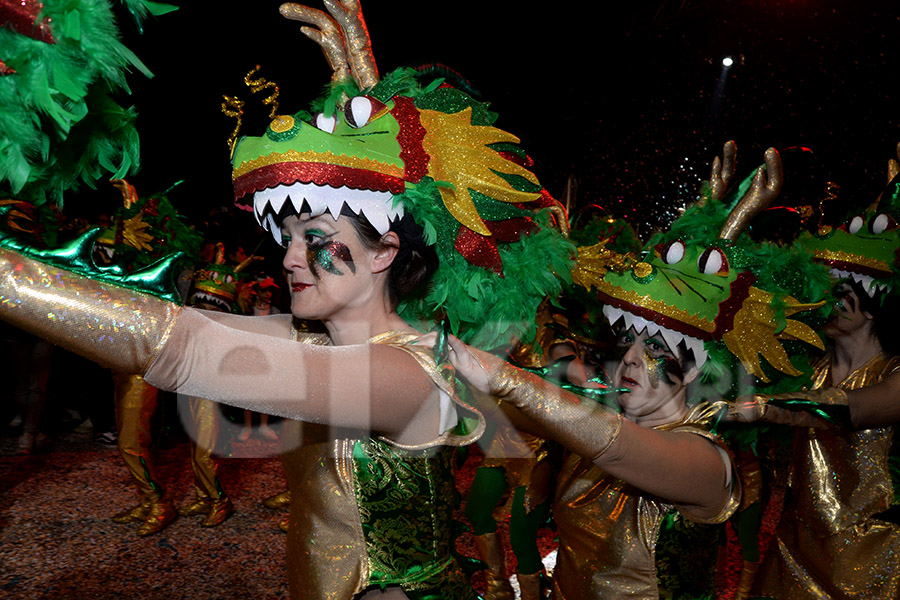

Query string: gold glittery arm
[465,345,622,461]
[464,344,735,517]
[0,247,180,373]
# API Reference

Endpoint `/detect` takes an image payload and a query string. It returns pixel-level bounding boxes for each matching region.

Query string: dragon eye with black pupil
[660,240,685,265]
[697,247,729,275]
[344,96,388,129]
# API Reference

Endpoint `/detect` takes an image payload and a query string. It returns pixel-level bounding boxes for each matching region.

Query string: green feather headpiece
[0,0,175,206]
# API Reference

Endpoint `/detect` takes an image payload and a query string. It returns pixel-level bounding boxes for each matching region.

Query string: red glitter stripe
[486,217,535,243]
[497,150,534,169]
[711,272,755,338]
[392,96,428,183]
[455,226,503,274]
[233,163,405,206]
[595,290,714,341]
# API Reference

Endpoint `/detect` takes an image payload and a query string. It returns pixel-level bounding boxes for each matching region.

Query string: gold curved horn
[234,255,264,274]
[545,203,570,238]
[280,3,352,86]
[322,0,379,90]
[718,147,782,241]
[708,140,737,203]
[280,1,379,91]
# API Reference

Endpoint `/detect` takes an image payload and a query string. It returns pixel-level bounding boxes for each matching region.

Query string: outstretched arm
[444,334,733,520]
[145,308,440,438]
[847,370,900,427]
[728,369,900,430]
[0,247,440,441]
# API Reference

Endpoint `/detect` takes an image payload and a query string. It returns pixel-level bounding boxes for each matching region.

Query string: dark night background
[86,0,900,244]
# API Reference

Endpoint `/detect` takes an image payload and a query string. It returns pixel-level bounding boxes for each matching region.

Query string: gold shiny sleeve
[470,345,622,461]
[0,247,180,373]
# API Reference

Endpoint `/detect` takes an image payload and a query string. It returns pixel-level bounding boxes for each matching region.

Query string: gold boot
[474,532,514,600]
[262,489,291,510]
[177,497,213,517]
[516,572,543,600]
[136,498,176,536]
[201,497,234,527]
[112,498,151,524]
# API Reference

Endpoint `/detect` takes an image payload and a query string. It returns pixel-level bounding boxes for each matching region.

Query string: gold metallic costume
[754,352,900,599]
[280,330,479,600]
[111,372,176,536]
[178,395,234,526]
[551,403,740,599]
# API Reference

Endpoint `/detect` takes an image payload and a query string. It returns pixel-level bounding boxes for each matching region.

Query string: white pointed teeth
[252,182,404,236]
[830,268,885,297]
[602,304,708,368]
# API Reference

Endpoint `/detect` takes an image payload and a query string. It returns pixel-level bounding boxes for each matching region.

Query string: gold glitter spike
[570,240,638,292]
[121,212,154,252]
[721,287,824,382]
[419,107,539,236]
[221,95,245,160]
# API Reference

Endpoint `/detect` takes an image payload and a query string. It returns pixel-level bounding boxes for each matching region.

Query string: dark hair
[271,200,438,308]
[847,279,900,356]
[340,205,439,309]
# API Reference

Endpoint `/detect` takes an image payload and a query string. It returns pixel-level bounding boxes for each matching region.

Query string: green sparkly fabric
[353,438,477,599]
[655,511,719,600]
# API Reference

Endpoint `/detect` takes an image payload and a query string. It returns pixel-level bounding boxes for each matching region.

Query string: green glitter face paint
[304,228,356,278]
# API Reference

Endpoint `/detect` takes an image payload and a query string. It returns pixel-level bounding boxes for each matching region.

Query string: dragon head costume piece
[227,1,573,350]
[574,142,831,395]
[796,144,900,297]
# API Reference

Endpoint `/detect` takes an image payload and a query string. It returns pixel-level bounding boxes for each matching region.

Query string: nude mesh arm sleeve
[143,308,437,433]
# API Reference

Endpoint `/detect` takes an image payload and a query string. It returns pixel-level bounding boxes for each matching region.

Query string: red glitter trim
[0,0,54,43]
[143,197,159,217]
[595,289,713,341]
[392,96,428,183]
[712,272,755,337]
[233,163,405,207]
[486,217,535,243]
[455,227,503,274]
[497,150,534,169]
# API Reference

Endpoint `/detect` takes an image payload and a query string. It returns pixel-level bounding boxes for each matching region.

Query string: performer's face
[281,213,382,322]
[826,282,874,339]
[612,326,696,424]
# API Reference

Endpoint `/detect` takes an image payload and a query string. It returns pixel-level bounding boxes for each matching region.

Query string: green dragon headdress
[796,153,900,297]
[228,1,573,350]
[573,143,832,395]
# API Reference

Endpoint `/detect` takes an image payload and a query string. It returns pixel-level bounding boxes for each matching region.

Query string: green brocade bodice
[281,331,480,600]
[354,438,475,598]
